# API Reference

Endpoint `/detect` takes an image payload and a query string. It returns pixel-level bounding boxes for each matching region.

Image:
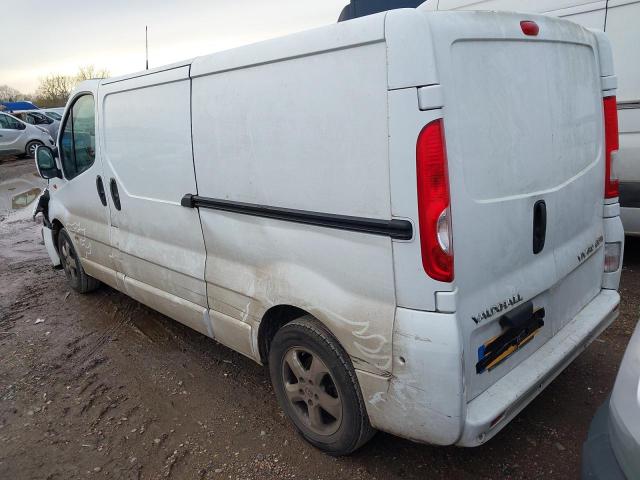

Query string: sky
[1,0,347,94]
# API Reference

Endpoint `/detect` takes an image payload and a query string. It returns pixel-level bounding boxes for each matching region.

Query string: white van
[434,1,640,236]
[34,7,623,454]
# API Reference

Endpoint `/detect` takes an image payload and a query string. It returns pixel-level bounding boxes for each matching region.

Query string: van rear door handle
[96,176,107,206]
[109,178,122,211]
[532,200,546,254]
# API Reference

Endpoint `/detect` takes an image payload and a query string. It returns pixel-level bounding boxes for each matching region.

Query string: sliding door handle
[109,178,121,211]
[96,176,107,206]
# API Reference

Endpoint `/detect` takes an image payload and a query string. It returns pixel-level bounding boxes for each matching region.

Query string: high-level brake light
[520,20,539,36]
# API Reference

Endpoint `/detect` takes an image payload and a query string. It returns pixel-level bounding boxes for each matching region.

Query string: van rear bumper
[457,289,619,447]
[357,289,618,446]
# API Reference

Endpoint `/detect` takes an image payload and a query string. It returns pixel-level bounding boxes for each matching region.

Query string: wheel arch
[257,305,309,364]
[50,218,64,253]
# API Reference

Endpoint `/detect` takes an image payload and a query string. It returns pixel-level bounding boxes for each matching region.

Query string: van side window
[60,94,96,180]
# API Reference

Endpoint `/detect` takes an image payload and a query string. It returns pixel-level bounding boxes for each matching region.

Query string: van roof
[100,6,388,85]
[100,59,194,86]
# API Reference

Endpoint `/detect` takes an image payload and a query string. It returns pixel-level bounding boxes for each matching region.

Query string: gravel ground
[0,158,638,480]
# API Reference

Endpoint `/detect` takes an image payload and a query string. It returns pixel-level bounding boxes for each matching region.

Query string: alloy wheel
[281,347,343,436]
[60,238,78,283]
[28,143,39,157]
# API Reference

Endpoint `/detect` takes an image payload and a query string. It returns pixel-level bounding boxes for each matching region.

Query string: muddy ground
[0,157,638,480]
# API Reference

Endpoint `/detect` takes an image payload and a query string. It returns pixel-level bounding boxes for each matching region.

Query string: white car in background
[583,319,640,479]
[12,110,60,139]
[40,108,64,122]
[0,112,54,158]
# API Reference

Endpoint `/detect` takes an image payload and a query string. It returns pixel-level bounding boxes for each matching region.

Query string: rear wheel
[268,316,375,455]
[25,140,43,158]
[57,229,100,293]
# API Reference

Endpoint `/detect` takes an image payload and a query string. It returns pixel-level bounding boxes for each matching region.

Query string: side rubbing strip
[181,194,413,240]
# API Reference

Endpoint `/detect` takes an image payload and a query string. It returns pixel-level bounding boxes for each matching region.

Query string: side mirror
[35,146,62,179]
[18,122,27,130]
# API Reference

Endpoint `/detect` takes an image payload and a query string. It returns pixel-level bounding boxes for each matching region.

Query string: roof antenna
[145,26,149,70]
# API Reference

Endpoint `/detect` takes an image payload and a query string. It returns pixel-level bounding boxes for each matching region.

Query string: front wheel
[269,316,375,455]
[57,228,100,293]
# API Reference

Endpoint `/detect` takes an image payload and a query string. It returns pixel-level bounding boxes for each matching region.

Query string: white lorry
[34,6,623,454]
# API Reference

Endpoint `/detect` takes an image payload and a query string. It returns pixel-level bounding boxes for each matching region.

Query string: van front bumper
[42,225,61,267]
[357,289,619,446]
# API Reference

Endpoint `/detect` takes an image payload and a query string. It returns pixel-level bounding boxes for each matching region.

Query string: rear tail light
[604,242,622,273]
[603,96,619,199]
[416,119,454,282]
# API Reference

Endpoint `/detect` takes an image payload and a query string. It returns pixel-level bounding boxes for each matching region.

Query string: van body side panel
[98,67,208,319]
[361,308,465,445]
[191,33,397,371]
[191,43,390,218]
[387,89,450,312]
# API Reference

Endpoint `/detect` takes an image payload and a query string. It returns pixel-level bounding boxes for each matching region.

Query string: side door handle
[532,200,547,254]
[109,178,122,211]
[96,176,107,206]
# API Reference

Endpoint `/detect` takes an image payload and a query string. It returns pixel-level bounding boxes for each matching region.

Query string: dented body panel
[42,8,623,448]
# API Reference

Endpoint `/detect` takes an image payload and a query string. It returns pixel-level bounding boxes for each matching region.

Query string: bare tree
[0,85,27,102]
[34,75,75,108]
[76,65,110,82]
[34,66,110,108]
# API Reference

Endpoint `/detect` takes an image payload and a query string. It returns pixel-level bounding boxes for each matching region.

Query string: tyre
[25,140,44,158]
[57,228,100,293]
[268,315,375,455]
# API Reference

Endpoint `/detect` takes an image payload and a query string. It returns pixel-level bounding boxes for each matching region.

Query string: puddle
[0,175,46,216]
[11,188,42,210]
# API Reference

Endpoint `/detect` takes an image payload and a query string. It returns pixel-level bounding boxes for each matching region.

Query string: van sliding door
[97,66,209,332]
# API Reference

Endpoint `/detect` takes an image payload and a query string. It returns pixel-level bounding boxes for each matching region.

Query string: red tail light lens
[604,96,619,199]
[416,119,453,282]
[520,20,539,36]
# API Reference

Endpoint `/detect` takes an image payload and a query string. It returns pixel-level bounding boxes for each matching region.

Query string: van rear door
[422,12,607,399]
